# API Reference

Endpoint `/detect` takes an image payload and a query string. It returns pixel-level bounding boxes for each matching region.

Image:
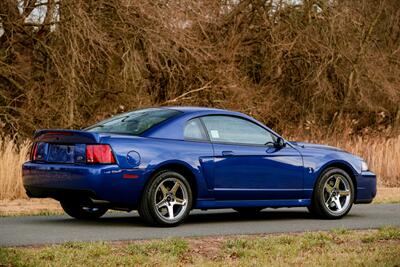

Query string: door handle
[222,151,235,156]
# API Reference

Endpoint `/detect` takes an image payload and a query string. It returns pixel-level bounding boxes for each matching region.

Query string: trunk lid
[34,129,100,144]
[32,130,100,164]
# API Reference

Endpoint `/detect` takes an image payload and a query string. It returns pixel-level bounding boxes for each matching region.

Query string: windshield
[85,108,181,135]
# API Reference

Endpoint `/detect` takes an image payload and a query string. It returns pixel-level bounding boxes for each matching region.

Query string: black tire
[306,204,318,216]
[234,207,263,215]
[138,170,193,227]
[60,201,108,220]
[308,167,355,219]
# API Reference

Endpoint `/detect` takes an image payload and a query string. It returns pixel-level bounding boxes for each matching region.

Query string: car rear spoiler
[33,129,100,144]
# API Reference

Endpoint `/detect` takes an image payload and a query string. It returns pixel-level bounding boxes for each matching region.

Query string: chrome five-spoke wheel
[139,170,193,226]
[323,174,351,214]
[308,168,354,219]
[154,178,188,221]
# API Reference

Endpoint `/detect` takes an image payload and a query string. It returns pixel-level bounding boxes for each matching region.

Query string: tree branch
[163,80,214,104]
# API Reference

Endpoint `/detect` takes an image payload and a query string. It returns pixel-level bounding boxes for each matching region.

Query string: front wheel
[308,168,354,219]
[60,201,108,220]
[138,171,192,226]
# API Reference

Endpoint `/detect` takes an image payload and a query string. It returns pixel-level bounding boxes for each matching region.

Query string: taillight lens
[86,144,116,164]
[30,143,38,161]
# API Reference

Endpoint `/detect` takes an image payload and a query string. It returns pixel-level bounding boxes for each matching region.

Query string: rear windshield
[85,108,181,135]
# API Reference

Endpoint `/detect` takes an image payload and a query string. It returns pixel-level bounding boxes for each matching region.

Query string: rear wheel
[138,171,192,226]
[308,168,354,219]
[60,201,108,220]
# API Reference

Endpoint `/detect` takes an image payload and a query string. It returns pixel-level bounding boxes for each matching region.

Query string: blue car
[23,107,376,226]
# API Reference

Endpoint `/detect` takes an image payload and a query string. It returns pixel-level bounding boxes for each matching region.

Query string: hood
[290,141,346,153]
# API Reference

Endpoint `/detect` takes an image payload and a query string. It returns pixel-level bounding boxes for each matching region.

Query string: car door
[182,118,216,193]
[200,115,304,200]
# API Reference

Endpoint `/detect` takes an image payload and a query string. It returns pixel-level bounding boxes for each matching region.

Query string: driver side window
[201,115,276,145]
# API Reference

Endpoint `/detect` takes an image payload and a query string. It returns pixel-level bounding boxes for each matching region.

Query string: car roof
[143,106,265,139]
[163,106,229,114]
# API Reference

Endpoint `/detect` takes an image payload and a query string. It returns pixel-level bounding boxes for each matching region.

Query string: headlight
[361,161,369,171]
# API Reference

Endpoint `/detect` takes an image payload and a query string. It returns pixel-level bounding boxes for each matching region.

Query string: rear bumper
[22,161,149,207]
[25,186,97,200]
[355,171,377,204]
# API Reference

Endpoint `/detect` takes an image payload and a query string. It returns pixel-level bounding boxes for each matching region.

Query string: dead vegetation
[0,1,399,200]
[0,137,30,200]
[0,0,399,137]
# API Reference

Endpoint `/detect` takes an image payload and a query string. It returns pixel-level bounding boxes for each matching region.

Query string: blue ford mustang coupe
[23,107,376,226]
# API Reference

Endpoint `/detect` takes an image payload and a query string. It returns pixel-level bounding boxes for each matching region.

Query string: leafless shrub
[0,0,399,138]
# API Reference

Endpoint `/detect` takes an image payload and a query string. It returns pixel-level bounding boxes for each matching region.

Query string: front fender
[301,150,362,199]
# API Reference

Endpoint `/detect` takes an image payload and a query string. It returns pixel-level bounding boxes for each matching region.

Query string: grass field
[1,227,399,266]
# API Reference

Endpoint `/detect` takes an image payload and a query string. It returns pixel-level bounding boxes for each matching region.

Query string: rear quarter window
[184,118,208,141]
[85,108,181,135]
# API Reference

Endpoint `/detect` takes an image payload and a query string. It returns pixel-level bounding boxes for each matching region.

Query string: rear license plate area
[47,144,75,163]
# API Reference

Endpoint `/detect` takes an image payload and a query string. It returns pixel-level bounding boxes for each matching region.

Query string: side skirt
[195,199,311,209]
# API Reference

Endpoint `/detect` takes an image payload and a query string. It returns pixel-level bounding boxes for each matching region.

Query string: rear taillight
[86,144,116,164]
[30,143,38,161]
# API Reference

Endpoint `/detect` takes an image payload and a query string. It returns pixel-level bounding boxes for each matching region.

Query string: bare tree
[0,0,399,139]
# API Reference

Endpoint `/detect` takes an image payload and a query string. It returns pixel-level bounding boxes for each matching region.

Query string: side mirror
[275,137,286,148]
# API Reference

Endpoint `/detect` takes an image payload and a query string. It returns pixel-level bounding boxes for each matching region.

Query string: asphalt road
[1,204,399,247]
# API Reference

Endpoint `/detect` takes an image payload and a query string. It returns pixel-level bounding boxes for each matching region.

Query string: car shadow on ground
[33,208,362,228]
[186,209,314,223]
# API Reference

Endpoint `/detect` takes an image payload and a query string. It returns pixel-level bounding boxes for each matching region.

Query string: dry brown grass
[0,199,62,216]
[374,187,400,204]
[0,137,30,200]
[0,135,399,200]
[310,135,400,187]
